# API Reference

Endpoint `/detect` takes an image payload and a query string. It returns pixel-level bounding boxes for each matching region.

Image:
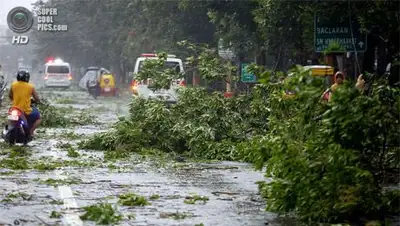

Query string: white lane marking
[54,170,83,226]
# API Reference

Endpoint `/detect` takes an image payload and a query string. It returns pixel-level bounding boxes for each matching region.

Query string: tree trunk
[112,59,122,85]
[362,34,376,74]
[256,49,266,66]
[387,30,399,86]
[324,55,334,66]
[377,39,388,76]
[344,54,355,80]
[389,64,399,87]
[193,70,200,86]
[336,55,344,71]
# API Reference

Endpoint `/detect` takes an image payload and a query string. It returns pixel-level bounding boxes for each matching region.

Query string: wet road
[0,89,287,226]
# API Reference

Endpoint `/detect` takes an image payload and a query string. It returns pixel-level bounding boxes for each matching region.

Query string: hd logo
[7,6,33,45]
[11,35,29,45]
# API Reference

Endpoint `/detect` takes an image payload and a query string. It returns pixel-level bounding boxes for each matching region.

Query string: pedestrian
[321,71,345,101]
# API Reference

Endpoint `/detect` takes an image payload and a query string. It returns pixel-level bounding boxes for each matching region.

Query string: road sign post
[241,63,256,83]
[314,16,367,53]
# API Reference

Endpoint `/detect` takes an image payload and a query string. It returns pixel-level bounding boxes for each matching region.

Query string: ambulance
[43,58,72,88]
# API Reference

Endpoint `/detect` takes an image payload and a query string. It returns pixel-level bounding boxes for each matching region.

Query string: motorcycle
[2,99,36,145]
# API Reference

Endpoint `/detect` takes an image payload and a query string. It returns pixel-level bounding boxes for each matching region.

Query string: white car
[131,53,185,101]
[43,59,72,88]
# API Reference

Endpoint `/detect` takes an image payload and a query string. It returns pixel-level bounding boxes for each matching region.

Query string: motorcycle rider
[86,69,101,98]
[8,70,41,139]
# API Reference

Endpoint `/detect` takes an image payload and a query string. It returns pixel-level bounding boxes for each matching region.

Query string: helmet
[16,69,30,82]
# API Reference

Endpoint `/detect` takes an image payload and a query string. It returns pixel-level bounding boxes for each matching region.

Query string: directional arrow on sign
[358,41,364,48]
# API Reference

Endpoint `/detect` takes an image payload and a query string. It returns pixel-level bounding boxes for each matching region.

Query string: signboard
[218,38,235,60]
[314,16,367,53]
[241,63,256,83]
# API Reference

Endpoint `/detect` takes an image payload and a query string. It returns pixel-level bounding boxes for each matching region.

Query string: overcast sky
[0,0,36,25]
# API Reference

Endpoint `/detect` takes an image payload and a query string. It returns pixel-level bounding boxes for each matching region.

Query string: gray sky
[0,0,36,25]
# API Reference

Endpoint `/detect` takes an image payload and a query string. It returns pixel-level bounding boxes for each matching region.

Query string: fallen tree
[79,49,400,224]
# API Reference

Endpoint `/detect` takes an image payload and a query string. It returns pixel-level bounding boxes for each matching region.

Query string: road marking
[54,170,83,226]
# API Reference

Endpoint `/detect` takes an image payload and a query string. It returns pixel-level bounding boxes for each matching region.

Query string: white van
[43,59,72,88]
[131,53,185,101]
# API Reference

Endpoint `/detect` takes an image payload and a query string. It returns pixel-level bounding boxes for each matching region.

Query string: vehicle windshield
[139,61,180,72]
[47,65,70,73]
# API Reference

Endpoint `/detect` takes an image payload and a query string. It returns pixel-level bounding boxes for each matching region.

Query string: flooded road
[0,89,287,226]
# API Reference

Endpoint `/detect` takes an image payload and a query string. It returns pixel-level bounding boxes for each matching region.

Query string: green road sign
[241,63,256,83]
[314,16,367,53]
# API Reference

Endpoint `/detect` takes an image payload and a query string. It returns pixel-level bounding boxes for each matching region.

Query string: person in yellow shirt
[330,71,344,91]
[321,71,345,101]
[9,70,41,139]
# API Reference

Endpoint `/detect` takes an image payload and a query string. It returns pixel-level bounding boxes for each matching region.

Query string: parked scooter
[2,99,36,145]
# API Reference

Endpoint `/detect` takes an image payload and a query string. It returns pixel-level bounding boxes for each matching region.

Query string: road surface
[0,89,291,226]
